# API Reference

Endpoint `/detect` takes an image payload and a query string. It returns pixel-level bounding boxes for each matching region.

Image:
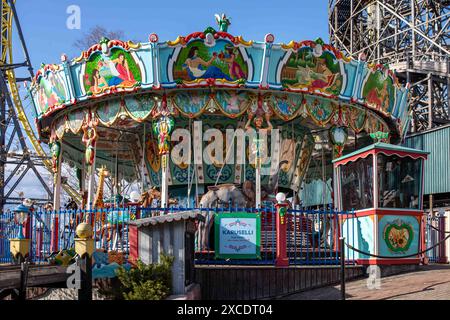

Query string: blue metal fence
[287,207,344,265]
[0,206,134,264]
[0,205,351,266]
[425,214,447,263]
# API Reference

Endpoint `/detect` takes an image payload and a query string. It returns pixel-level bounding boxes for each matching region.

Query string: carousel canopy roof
[29,16,411,144]
[129,211,205,227]
[333,141,429,165]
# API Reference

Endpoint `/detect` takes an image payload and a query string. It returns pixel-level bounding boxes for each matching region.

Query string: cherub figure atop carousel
[215,13,231,32]
[245,100,273,132]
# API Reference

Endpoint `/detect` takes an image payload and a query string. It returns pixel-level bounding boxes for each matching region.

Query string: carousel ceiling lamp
[129,191,141,203]
[276,192,286,204]
[13,199,32,239]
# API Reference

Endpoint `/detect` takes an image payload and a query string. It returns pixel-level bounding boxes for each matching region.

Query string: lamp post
[10,200,32,263]
[275,192,289,267]
[74,222,94,300]
[9,199,33,300]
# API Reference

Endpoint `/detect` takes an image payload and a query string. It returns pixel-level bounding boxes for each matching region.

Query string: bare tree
[73,25,125,51]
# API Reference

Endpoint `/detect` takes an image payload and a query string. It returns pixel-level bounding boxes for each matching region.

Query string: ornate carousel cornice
[167,31,253,47]
[29,15,410,144]
[72,38,142,63]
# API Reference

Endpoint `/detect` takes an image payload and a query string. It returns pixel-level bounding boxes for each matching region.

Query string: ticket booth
[333,142,428,265]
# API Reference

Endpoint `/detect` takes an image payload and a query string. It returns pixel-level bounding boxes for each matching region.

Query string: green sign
[214,212,261,259]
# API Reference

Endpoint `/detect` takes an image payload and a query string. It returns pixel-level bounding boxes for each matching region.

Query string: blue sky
[14,0,329,71]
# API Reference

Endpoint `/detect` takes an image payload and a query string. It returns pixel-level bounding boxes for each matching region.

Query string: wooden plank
[242,269,249,300]
[248,269,255,300]
[218,269,225,300]
[262,271,270,298]
[307,268,312,289]
[269,268,276,298]
[194,266,365,300]
[312,267,317,288]
[222,269,229,300]
[283,268,289,295]
[255,268,262,299]
[320,268,325,286]
[0,265,67,290]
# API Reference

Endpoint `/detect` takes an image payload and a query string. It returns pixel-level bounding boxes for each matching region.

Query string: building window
[377,154,422,209]
[340,155,374,211]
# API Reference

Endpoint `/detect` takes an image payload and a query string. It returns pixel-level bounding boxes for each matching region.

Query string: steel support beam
[329,0,450,133]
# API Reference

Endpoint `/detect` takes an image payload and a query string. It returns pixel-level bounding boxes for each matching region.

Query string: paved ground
[283,264,450,300]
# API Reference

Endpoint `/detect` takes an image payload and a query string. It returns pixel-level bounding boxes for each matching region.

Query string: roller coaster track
[1,0,81,203]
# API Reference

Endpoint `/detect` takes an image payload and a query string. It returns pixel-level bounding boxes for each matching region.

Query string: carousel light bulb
[23,198,33,207]
[130,191,140,203]
[276,192,286,203]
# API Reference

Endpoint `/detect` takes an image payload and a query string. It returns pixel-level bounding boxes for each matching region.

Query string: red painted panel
[50,216,59,253]
[128,225,139,265]
[334,150,375,167]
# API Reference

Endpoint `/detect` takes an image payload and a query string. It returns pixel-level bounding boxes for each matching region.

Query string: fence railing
[286,208,345,265]
[425,214,447,264]
[0,205,351,266]
[0,206,135,264]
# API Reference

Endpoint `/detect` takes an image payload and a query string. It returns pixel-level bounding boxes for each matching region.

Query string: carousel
[29,14,411,218]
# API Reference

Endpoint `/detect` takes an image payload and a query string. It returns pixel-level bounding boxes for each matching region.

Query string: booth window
[340,155,374,211]
[377,154,422,209]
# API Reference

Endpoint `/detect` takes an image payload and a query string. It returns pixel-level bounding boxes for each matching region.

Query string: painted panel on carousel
[32,65,69,117]
[245,45,265,85]
[133,42,154,87]
[280,40,343,96]
[290,134,314,191]
[145,135,161,186]
[269,93,304,120]
[124,93,156,121]
[378,215,420,257]
[169,122,193,186]
[278,133,303,187]
[96,99,122,126]
[171,161,195,186]
[343,216,374,260]
[362,67,396,115]
[202,122,235,184]
[171,91,211,117]
[392,86,409,120]
[214,90,253,117]
[171,39,249,85]
[54,115,67,140]
[365,113,386,135]
[304,96,335,126]
[347,106,367,134]
[81,44,142,96]
[266,47,287,88]
[340,60,359,99]
[67,109,85,135]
